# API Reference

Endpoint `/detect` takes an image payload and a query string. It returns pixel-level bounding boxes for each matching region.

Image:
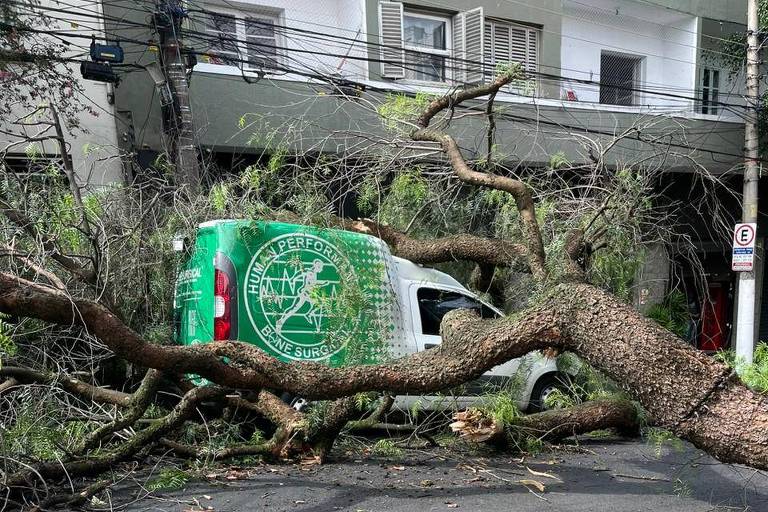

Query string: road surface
[113,436,768,512]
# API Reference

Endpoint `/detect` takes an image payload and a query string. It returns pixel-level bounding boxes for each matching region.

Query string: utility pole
[735,0,761,364]
[154,0,200,193]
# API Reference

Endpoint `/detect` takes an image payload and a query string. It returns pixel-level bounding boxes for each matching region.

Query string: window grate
[599,52,642,106]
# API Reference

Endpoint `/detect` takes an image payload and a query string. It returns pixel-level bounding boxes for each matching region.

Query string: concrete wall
[185,77,743,173]
[640,0,747,24]
[634,244,671,314]
[0,0,123,186]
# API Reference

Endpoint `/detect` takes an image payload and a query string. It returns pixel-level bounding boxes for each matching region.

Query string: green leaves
[0,313,16,367]
[645,291,689,338]
[208,183,229,213]
[716,342,768,394]
[376,92,435,132]
[146,467,190,491]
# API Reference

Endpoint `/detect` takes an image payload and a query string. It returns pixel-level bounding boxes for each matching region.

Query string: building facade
[100,0,764,350]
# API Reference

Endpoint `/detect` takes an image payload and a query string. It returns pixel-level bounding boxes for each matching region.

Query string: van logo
[243,233,358,361]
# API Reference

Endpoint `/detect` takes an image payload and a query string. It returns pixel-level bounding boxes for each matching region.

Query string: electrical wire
[3,1,760,163]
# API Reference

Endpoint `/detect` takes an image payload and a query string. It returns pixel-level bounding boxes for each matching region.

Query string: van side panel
[177,221,403,368]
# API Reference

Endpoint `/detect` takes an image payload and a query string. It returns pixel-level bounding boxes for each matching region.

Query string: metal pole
[735,0,761,364]
[155,0,200,193]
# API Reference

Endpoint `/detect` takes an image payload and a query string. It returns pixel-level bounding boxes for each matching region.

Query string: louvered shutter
[452,14,465,83]
[463,7,484,83]
[510,27,528,72]
[492,23,511,78]
[451,8,484,85]
[526,29,538,72]
[483,22,492,81]
[379,1,404,78]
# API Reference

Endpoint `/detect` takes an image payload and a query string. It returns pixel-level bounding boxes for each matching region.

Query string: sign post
[733,222,758,364]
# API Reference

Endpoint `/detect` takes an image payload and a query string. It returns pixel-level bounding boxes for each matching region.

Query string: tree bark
[514,398,639,441]
[451,398,639,445]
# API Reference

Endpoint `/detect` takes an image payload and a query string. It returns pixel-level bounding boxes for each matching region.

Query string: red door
[699,283,727,351]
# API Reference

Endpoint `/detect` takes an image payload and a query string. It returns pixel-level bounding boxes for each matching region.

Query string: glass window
[417,288,499,336]
[203,9,280,71]
[701,68,720,115]
[404,15,446,50]
[245,17,277,69]
[403,12,450,82]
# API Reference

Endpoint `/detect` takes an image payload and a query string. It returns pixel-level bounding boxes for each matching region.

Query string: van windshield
[417,288,499,336]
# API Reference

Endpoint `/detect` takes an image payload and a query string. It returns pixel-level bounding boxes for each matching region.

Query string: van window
[417,288,499,336]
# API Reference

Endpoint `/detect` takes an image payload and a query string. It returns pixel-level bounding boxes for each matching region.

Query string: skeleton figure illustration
[275,259,326,335]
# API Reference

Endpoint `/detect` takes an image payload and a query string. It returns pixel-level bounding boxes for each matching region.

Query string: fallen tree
[0,63,762,506]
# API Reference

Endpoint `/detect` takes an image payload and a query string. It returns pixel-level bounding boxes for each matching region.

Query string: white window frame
[402,10,452,84]
[199,5,282,74]
[700,67,720,115]
[599,50,644,107]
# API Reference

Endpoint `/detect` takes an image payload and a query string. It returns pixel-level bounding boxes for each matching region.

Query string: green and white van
[174,220,565,411]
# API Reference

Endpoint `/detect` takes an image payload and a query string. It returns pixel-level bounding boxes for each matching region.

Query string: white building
[0,0,123,187]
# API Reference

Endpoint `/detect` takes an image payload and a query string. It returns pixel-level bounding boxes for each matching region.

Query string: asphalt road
[113,437,768,512]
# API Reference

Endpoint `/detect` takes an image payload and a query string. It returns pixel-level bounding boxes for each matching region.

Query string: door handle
[424,343,440,350]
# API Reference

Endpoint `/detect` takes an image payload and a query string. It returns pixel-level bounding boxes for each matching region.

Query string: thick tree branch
[345,218,528,269]
[409,72,548,279]
[74,369,163,453]
[0,366,132,406]
[4,272,768,469]
[452,398,639,445]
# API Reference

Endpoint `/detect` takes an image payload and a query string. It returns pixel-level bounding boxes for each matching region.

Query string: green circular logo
[243,233,357,361]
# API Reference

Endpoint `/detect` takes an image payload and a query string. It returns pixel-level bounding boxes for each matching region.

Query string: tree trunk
[514,398,640,441]
[446,282,768,468]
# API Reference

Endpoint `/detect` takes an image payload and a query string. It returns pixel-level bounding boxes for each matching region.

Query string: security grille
[599,52,642,106]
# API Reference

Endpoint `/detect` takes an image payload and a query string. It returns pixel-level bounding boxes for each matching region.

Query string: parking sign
[732,223,757,272]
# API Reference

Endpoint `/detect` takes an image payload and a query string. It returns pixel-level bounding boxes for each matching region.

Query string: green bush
[645,290,689,338]
[715,342,768,393]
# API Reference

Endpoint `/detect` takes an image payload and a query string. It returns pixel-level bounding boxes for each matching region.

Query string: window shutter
[483,21,492,81]
[510,27,528,72]
[492,23,511,76]
[452,8,484,85]
[379,1,404,79]
[526,29,538,73]
[463,7,484,84]
[452,14,465,83]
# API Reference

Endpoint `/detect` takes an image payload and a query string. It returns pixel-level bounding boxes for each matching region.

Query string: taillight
[214,268,231,341]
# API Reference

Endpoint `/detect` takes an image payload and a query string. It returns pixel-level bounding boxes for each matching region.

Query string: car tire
[527,373,569,413]
[279,392,310,412]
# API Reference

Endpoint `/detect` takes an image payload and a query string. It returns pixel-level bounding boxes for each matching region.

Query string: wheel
[279,392,310,412]
[528,373,569,413]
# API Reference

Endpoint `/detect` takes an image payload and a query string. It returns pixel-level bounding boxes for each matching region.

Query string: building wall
[640,0,746,24]
[364,0,562,97]
[101,0,745,175]
[192,0,369,81]
[0,0,123,186]
[561,0,699,112]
